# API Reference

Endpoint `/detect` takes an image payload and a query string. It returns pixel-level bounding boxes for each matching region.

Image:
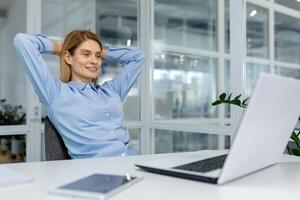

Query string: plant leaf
[227,93,232,101]
[219,93,226,101]
[291,148,300,156]
[234,94,242,101]
[242,97,250,106]
[232,99,241,106]
[212,100,221,106]
[290,131,300,147]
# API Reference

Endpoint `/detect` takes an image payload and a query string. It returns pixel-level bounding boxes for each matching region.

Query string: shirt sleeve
[103,47,145,101]
[13,33,60,106]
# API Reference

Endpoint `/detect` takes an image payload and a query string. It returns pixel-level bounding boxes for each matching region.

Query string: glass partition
[275,0,300,12]
[246,63,269,97]
[224,60,230,119]
[246,3,269,59]
[274,66,300,79]
[128,129,140,155]
[0,134,26,163]
[154,0,218,51]
[0,0,27,126]
[154,129,218,154]
[153,51,218,120]
[275,13,300,64]
[224,0,230,53]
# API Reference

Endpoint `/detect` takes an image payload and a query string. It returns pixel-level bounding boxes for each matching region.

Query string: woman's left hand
[52,41,62,56]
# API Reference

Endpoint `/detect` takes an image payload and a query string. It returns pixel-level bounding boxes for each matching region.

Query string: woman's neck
[71,76,93,84]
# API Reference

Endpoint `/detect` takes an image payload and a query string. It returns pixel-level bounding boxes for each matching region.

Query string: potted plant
[212,93,300,156]
[0,99,26,125]
[0,99,26,162]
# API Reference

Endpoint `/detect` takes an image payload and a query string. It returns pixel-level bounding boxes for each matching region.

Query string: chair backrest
[44,117,71,161]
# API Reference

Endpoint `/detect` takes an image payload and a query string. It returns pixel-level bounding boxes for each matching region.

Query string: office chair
[44,116,71,161]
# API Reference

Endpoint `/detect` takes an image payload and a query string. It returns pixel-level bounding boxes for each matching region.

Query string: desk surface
[1,150,300,200]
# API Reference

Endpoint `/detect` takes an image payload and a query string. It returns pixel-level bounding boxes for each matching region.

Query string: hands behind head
[101,48,107,60]
[52,41,62,56]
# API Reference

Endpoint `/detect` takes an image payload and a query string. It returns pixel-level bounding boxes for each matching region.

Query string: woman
[13,30,145,159]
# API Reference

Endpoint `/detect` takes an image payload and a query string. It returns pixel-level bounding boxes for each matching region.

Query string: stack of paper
[0,166,33,187]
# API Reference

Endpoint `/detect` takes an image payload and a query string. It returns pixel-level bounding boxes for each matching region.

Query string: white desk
[1,150,300,200]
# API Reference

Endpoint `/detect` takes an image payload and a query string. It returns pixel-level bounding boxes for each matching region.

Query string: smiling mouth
[85,67,98,72]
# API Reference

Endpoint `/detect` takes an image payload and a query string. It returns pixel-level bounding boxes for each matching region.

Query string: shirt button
[106,113,110,117]
[121,153,126,157]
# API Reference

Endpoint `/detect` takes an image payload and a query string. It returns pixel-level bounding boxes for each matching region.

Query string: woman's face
[65,39,102,83]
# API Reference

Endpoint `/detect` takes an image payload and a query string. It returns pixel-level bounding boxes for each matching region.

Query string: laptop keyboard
[173,154,227,173]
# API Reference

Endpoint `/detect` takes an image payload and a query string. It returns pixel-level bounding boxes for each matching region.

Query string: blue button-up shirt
[13,33,145,159]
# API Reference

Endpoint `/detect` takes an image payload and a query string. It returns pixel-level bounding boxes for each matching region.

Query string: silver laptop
[136,73,300,184]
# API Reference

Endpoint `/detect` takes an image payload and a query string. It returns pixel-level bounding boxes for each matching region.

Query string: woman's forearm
[103,47,145,101]
[13,33,59,106]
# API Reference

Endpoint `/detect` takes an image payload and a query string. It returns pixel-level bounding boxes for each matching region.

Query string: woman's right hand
[101,48,108,60]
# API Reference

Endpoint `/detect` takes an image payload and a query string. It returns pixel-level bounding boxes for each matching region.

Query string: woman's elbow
[13,33,26,49]
[137,50,145,62]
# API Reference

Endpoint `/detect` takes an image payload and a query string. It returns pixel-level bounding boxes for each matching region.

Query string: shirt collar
[68,81,98,92]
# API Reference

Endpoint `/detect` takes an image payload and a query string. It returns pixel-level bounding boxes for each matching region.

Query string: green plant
[212,93,300,156]
[0,99,26,125]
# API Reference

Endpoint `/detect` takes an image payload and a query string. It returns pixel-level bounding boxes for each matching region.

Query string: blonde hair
[60,30,103,84]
